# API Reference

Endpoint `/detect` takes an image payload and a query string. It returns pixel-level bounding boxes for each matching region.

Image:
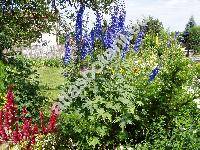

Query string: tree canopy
[0,0,115,60]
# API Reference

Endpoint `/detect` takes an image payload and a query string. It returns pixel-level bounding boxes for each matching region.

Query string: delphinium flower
[75,4,85,47]
[64,35,72,65]
[2,0,5,15]
[94,12,103,40]
[133,29,145,53]
[80,34,92,60]
[109,6,120,37]
[174,31,180,40]
[64,42,71,64]
[103,28,114,48]
[149,66,160,82]
[118,11,126,31]
[10,0,14,13]
[102,6,119,48]
[52,0,56,9]
[90,29,95,49]
[121,31,132,59]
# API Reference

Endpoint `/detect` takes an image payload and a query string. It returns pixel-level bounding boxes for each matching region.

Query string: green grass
[36,66,65,101]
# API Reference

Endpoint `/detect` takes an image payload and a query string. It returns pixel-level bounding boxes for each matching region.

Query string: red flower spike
[48,110,58,132]
[0,110,3,128]
[0,86,59,147]
[32,124,39,134]
[6,89,14,107]
[12,130,20,143]
[31,135,36,144]
[22,107,28,115]
[22,119,31,139]
[4,111,10,130]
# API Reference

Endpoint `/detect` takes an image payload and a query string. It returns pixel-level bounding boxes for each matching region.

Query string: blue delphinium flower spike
[64,41,71,65]
[121,31,132,59]
[174,31,179,40]
[52,0,56,9]
[149,66,160,82]
[90,29,95,49]
[94,12,103,40]
[75,4,85,46]
[81,35,92,60]
[133,30,145,52]
[2,0,5,15]
[64,34,71,64]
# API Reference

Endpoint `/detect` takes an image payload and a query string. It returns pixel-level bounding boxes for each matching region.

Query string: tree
[181,16,197,56]
[185,16,196,32]
[187,26,200,53]
[0,0,58,60]
[145,16,164,36]
[0,0,115,61]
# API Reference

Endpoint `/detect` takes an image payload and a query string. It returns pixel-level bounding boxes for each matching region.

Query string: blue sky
[124,0,200,31]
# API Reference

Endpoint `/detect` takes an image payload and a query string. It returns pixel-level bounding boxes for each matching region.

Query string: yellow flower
[132,67,140,74]
[120,68,125,74]
[111,68,115,75]
[155,36,159,45]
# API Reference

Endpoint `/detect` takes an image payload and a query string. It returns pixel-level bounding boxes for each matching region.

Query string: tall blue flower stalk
[149,66,160,82]
[121,31,132,59]
[133,30,145,52]
[90,29,95,49]
[174,31,179,40]
[94,12,103,40]
[81,35,92,60]
[10,0,14,13]
[2,0,5,15]
[52,0,56,9]
[118,12,126,31]
[75,4,85,47]
[103,5,126,49]
[64,41,72,65]
[64,34,72,64]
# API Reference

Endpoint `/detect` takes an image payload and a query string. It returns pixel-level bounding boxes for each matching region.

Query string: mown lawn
[36,66,65,102]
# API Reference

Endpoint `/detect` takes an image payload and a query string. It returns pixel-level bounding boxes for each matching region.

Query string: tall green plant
[51,30,199,149]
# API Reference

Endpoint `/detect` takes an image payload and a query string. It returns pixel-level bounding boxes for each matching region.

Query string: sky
[124,0,200,31]
[61,0,200,32]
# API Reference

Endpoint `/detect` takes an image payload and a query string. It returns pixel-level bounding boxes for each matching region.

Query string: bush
[0,61,6,108]
[3,53,47,122]
[52,30,199,149]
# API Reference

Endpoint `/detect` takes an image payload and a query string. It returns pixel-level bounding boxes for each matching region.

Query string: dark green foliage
[187,26,200,53]
[3,53,47,122]
[182,16,197,51]
[146,16,164,36]
[0,0,58,60]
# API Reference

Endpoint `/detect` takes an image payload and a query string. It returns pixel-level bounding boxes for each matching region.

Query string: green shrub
[0,61,6,108]
[28,58,64,68]
[52,30,199,149]
[3,53,47,122]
